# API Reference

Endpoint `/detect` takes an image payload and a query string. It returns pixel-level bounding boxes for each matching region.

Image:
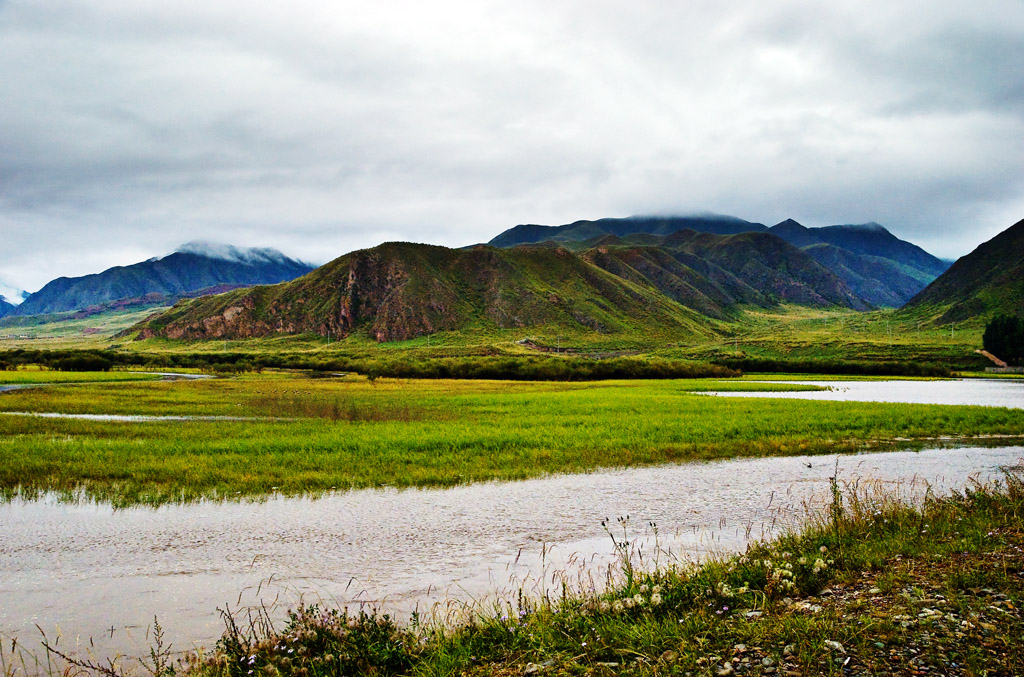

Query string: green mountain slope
[768,219,950,305]
[801,244,927,307]
[901,218,1024,324]
[133,242,719,342]
[578,230,868,318]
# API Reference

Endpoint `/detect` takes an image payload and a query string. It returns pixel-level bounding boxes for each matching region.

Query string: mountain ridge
[130,234,870,343]
[489,213,949,306]
[12,243,315,317]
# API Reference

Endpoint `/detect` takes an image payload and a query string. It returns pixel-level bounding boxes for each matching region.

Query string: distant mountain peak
[172,241,298,265]
[772,218,807,230]
[12,242,316,317]
[0,279,28,306]
[842,222,888,233]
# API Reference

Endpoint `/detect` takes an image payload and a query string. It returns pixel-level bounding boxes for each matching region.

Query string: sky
[1,0,1023,294]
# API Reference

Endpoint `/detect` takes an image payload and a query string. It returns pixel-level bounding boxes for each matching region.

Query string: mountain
[488,214,768,248]
[766,219,949,306]
[770,221,949,280]
[490,214,948,307]
[12,242,316,317]
[901,219,1024,324]
[129,242,733,342]
[130,236,870,343]
[581,230,867,318]
[0,279,27,318]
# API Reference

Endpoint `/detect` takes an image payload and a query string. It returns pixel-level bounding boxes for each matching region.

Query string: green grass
[0,306,167,349]
[0,368,161,384]
[1,373,1022,506]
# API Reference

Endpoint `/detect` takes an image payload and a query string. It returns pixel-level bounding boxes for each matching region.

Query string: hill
[13,242,315,316]
[581,230,867,318]
[490,214,948,307]
[770,220,949,280]
[901,218,1024,324]
[130,235,873,343]
[131,242,720,342]
[0,298,14,318]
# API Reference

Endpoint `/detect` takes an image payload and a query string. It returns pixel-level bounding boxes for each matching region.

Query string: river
[0,378,1021,663]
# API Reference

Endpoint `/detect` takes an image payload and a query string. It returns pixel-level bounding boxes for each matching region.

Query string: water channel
[0,378,1021,663]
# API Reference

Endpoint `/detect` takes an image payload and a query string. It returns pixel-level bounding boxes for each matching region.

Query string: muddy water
[708,378,1024,408]
[1,446,1021,661]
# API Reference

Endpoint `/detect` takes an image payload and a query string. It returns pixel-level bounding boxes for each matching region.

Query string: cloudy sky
[1,0,1022,293]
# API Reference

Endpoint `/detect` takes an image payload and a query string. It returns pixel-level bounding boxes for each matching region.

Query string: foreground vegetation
[1,372,1023,506]
[10,468,1022,676]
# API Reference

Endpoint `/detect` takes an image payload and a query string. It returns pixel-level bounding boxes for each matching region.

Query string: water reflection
[706,378,1024,408]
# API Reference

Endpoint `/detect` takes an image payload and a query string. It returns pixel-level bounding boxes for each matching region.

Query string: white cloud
[1,0,1021,288]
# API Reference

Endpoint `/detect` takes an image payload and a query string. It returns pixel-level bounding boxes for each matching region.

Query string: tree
[982,314,1024,366]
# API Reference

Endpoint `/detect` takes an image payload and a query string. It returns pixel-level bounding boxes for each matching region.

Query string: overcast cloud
[1,0,1022,292]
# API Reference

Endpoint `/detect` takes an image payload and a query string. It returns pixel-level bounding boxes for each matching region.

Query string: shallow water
[0,411,266,422]
[708,378,1024,408]
[1,445,1021,661]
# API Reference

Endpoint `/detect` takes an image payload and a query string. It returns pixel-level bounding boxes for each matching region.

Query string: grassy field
[0,306,167,349]
[0,368,162,384]
[1,372,1022,506]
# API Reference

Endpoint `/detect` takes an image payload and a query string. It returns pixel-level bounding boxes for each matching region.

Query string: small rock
[717,661,734,676]
[660,650,678,663]
[745,610,763,619]
[733,644,747,653]
[824,640,845,654]
[783,644,795,657]
[762,656,775,667]
[868,587,882,594]
[523,663,543,675]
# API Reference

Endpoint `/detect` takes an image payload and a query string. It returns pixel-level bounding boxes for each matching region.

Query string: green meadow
[0,368,161,384]
[1,372,1022,507]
